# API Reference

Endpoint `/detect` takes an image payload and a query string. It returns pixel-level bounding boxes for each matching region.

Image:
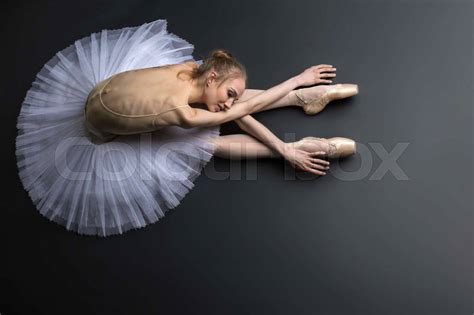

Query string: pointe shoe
[294,136,356,159]
[294,83,359,115]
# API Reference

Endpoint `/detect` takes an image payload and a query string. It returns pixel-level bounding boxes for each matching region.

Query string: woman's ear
[206,71,218,86]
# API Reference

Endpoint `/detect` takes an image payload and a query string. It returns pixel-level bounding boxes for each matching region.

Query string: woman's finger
[315,64,333,69]
[310,162,328,171]
[311,158,330,166]
[305,162,327,175]
[319,67,337,72]
[310,158,330,167]
[311,167,326,176]
[310,151,328,157]
[309,155,330,165]
[320,73,337,78]
[303,165,325,176]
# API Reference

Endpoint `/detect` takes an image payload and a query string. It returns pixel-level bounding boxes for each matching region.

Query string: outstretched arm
[181,76,299,128]
[182,64,335,128]
[243,64,335,113]
[234,114,330,175]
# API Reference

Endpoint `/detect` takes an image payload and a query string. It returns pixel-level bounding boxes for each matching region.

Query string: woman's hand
[282,145,330,176]
[296,64,336,87]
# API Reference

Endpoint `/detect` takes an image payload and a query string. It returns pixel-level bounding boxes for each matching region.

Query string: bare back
[90,61,197,131]
[85,60,248,141]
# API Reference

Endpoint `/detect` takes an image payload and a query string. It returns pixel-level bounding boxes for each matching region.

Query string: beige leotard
[83,64,193,143]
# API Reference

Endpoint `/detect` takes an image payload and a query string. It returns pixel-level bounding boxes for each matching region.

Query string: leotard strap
[98,75,190,118]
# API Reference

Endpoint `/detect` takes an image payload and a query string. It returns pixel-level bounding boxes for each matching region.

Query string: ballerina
[16,19,358,237]
[85,52,358,170]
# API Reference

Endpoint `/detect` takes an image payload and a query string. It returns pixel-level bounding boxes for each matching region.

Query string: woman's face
[203,71,246,112]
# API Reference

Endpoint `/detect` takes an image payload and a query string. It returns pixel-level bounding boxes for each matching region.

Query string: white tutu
[16,19,221,236]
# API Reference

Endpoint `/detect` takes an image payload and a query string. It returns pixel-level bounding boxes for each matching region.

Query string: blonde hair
[178,49,247,84]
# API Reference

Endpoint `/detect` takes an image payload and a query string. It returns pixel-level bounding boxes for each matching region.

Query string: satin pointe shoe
[294,136,356,159]
[293,83,359,115]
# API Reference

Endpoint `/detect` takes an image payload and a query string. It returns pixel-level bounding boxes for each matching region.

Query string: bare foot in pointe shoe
[291,84,359,115]
[293,136,356,159]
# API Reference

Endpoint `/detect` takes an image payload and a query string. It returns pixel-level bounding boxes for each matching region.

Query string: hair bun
[189,48,247,84]
[212,49,233,60]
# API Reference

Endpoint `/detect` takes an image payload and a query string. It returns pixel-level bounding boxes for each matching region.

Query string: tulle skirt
[15,19,221,237]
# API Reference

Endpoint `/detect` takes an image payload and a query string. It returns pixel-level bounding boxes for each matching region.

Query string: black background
[1,0,472,314]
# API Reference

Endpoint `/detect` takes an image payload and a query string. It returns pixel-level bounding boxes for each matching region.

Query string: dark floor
[1,0,472,314]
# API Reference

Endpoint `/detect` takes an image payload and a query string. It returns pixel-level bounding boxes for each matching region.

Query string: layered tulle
[16,19,220,236]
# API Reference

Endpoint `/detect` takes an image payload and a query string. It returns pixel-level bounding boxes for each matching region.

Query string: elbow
[181,118,195,129]
[179,112,195,129]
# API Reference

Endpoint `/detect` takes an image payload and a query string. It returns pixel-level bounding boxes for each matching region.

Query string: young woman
[16,19,358,237]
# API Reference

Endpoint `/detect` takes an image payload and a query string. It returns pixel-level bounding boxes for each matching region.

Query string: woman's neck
[188,78,205,105]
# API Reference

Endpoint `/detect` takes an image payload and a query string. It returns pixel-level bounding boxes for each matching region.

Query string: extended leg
[211,134,341,160]
[211,134,334,176]
[238,84,358,114]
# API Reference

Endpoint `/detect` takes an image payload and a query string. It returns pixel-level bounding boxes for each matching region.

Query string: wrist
[291,75,303,88]
[267,140,288,158]
[279,142,291,158]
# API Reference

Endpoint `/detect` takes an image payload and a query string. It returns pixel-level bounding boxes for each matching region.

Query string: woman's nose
[224,99,233,108]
